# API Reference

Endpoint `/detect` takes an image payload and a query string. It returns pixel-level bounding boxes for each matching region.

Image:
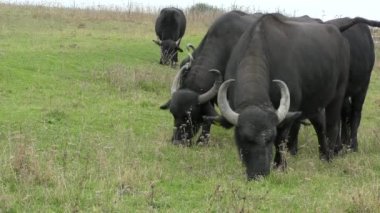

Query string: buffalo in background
[287,18,377,155]
[324,18,375,152]
[153,7,186,66]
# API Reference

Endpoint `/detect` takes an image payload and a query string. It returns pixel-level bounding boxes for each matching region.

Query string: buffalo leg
[340,97,351,146]
[197,103,219,145]
[326,96,345,156]
[287,121,301,155]
[273,126,291,170]
[174,52,178,63]
[196,122,212,145]
[308,111,330,161]
[349,91,367,152]
[171,53,178,68]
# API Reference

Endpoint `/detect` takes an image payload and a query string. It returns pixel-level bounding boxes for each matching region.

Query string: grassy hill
[0,3,380,212]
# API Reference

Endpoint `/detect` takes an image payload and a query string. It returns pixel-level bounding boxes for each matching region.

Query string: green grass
[1,4,380,212]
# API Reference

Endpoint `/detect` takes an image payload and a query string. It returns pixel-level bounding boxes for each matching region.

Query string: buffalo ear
[202,103,218,124]
[278,111,302,128]
[177,47,183,52]
[203,115,234,129]
[153,40,161,46]
[160,100,171,110]
[203,115,221,124]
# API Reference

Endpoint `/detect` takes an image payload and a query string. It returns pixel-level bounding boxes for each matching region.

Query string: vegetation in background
[189,3,223,13]
[0,3,380,212]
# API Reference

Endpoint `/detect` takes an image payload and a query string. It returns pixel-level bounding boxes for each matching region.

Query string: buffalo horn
[186,43,195,53]
[175,38,181,46]
[153,38,162,45]
[187,53,194,67]
[198,69,222,104]
[217,79,239,125]
[170,63,189,95]
[186,43,195,66]
[273,80,290,123]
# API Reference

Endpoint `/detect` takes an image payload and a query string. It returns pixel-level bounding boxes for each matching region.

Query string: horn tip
[272,79,287,87]
[272,79,284,83]
[208,69,221,75]
[225,79,236,84]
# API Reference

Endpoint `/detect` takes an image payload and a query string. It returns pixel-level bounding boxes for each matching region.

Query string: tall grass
[0,3,380,212]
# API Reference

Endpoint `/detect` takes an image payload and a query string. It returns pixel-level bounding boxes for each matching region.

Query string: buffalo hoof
[350,139,358,152]
[247,170,269,181]
[172,139,191,146]
[196,134,210,146]
[273,157,287,172]
[170,62,177,68]
[341,138,351,146]
[334,144,344,155]
[349,145,358,152]
[335,145,355,156]
[289,147,298,156]
[319,150,333,162]
[247,175,264,181]
[273,161,287,172]
[196,141,207,146]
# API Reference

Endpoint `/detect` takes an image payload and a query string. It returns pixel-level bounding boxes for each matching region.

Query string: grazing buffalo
[153,7,186,66]
[325,18,375,152]
[287,18,377,155]
[160,11,262,145]
[216,14,351,180]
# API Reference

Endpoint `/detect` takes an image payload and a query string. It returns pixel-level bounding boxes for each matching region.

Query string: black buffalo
[160,11,262,145]
[153,7,186,66]
[217,14,351,180]
[335,19,375,152]
[287,18,377,155]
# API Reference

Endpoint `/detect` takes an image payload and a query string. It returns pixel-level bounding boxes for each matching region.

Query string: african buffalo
[160,11,262,145]
[326,18,375,152]
[153,7,186,66]
[287,18,377,155]
[217,14,351,180]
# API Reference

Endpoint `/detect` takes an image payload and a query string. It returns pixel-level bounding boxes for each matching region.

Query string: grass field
[0,3,380,212]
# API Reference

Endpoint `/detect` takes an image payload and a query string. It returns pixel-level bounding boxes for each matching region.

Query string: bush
[189,3,222,13]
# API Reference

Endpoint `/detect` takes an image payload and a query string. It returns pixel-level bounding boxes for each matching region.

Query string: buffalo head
[160,65,222,145]
[218,79,290,180]
[153,39,183,66]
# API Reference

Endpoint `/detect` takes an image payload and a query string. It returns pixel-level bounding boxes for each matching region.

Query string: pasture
[0,4,380,212]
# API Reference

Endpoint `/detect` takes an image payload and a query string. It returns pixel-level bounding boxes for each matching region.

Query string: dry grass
[346,186,380,212]
[9,136,55,186]
[372,28,380,47]
[1,2,158,22]
[0,2,222,36]
[0,2,242,53]
[91,63,173,94]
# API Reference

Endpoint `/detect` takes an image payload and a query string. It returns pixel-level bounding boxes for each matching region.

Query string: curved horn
[175,38,181,46]
[186,43,195,66]
[153,37,162,45]
[273,80,290,123]
[170,63,190,95]
[198,69,222,104]
[186,43,195,53]
[187,52,194,66]
[217,79,239,125]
